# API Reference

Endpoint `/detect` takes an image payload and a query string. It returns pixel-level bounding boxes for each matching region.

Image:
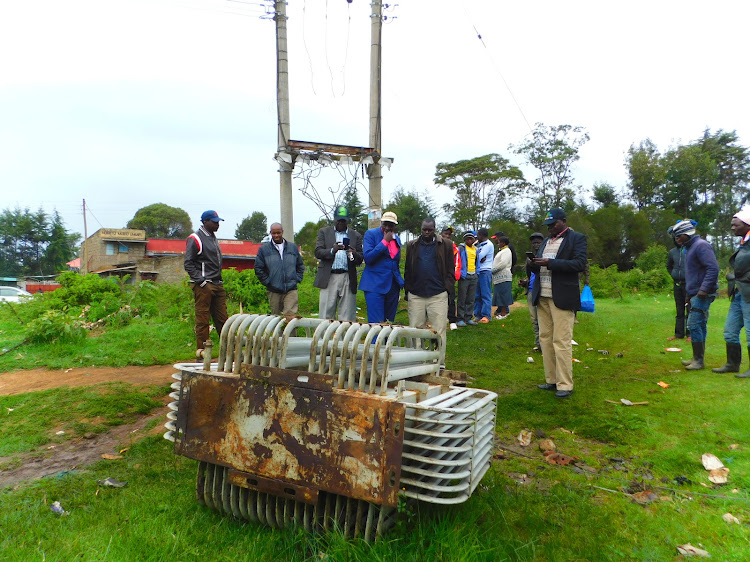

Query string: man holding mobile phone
[314,206,364,321]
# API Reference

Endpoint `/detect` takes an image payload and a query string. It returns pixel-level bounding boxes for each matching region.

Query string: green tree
[340,185,368,234]
[625,139,665,210]
[586,205,651,270]
[434,153,524,231]
[0,207,79,276]
[126,203,192,239]
[386,188,436,238]
[43,212,81,273]
[295,219,328,270]
[235,211,268,242]
[512,123,589,214]
[592,182,620,208]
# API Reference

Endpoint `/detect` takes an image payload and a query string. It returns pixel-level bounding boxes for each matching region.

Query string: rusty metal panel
[175,365,405,507]
[227,469,319,505]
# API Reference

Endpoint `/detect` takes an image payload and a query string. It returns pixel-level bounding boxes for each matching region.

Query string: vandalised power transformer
[164,314,497,541]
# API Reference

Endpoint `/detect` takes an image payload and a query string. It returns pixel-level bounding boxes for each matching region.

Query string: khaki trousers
[537,296,575,391]
[407,291,448,362]
[267,289,299,316]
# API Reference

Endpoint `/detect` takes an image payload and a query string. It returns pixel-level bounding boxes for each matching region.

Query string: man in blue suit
[359,211,404,323]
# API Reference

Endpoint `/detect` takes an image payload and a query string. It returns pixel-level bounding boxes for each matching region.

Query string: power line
[461,6,532,132]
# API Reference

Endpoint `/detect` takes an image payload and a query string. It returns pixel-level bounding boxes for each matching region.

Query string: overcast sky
[2,0,749,240]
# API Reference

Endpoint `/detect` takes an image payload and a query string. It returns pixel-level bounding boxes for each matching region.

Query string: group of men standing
[183,206,591,400]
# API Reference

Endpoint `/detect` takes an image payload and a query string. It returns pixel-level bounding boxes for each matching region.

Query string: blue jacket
[684,235,719,296]
[358,227,404,294]
[254,240,305,294]
[458,243,479,280]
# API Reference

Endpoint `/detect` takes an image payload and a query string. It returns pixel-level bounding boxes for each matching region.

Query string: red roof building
[146,239,261,272]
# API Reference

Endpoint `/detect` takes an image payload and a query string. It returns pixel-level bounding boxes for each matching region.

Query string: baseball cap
[441,226,454,234]
[543,208,566,225]
[381,211,398,225]
[333,206,349,221]
[529,232,544,240]
[490,231,504,239]
[201,210,224,222]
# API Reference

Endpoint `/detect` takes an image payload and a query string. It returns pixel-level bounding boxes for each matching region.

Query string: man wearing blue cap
[313,206,364,321]
[184,210,228,359]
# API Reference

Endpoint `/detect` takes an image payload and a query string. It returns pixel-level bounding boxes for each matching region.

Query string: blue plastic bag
[580,285,595,313]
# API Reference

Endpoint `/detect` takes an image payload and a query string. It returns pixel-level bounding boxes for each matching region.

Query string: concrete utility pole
[367,0,383,229]
[275,0,294,240]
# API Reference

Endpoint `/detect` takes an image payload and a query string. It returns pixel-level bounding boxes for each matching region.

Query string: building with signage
[80,228,261,284]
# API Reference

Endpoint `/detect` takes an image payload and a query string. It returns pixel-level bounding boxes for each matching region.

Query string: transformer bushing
[165,314,497,540]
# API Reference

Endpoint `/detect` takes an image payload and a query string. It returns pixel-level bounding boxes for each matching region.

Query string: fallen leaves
[676,543,710,558]
[722,513,740,524]
[543,451,577,466]
[701,453,724,471]
[631,490,658,505]
[517,429,532,447]
[708,468,730,485]
[657,381,670,388]
[539,439,556,452]
[701,453,729,485]
[101,454,123,461]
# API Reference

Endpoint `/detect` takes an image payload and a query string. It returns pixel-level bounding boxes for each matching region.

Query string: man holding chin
[359,211,404,323]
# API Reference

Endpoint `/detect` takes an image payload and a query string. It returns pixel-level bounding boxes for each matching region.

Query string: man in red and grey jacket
[440,226,461,331]
[184,210,228,359]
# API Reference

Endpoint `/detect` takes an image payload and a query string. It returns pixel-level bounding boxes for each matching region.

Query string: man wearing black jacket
[530,208,588,399]
[184,210,229,359]
[404,218,455,357]
[254,222,305,316]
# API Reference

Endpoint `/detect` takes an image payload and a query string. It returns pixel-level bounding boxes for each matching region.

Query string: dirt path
[0,365,178,396]
[0,365,178,489]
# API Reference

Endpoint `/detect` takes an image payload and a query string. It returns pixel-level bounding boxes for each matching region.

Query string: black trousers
[673,281,690,338]
[446,281,458,323]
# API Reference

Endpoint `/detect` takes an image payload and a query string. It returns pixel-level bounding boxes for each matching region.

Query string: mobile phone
[525,251,536,260]
[342,237,350,248]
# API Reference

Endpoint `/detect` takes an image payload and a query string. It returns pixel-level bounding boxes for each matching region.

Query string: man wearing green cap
[314,206,364,321]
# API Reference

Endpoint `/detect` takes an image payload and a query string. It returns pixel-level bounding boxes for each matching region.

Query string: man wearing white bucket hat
[712,210,750,378]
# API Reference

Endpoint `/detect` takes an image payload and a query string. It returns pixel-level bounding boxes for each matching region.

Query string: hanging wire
[460,5,532,132]
[324,0,336,96]
[302,0,317,95]
[339,0,352,96]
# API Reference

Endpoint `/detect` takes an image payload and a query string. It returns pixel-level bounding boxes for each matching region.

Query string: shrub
[636,244,668,272]
[222,268,270,311]
[588,265,623,299]
[25,310,86,343]
[641,268,672,292]
[56,272,122,307]
[623,268,644,290]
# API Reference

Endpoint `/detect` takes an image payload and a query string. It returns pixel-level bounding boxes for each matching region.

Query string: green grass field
[1,288,750,561]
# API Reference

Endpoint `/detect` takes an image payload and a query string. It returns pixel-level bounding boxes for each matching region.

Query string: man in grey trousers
[313,206,364,321]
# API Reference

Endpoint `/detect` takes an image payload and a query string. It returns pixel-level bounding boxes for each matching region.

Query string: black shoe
[555,390,573,398]
[537,383,557,391]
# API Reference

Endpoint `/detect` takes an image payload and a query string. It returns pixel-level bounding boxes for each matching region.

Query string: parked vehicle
[0,287,32,303]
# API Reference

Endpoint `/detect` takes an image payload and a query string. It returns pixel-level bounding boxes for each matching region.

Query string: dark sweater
[684,235,719,296]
